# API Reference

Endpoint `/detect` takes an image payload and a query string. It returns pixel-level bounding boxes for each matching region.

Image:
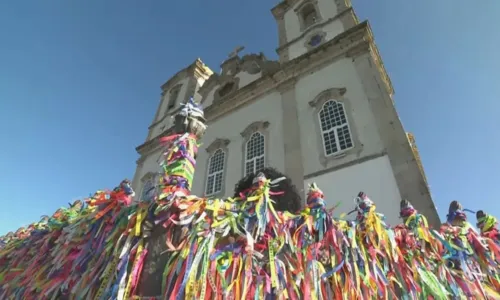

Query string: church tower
[132,59,212,201]
[132,0,440,228]
[272,0,358,62]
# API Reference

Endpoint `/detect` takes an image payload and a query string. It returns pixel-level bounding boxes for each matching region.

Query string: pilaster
[278,78,306,202]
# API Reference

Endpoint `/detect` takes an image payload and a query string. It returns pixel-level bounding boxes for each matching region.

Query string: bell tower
[271,0,359,62]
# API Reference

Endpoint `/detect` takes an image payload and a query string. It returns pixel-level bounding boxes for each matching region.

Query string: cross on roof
[228,46,245,58]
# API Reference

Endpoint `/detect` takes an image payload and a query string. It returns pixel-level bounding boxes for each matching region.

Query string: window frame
[139,172,157,203]
[240,121,270,177]
[244,132,266,177]
[205,148,226,196]
[318,100,354,157]
[309,88,361,167]
[204,138,230,198]
[165,84,183,113]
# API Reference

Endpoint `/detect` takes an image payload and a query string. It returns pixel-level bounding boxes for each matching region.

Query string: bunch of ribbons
[2,99,500,299]
[152,180,500,299]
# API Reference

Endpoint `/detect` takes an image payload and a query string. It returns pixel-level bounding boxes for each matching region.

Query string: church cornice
[136,127,174,156]
[203,21,392,122]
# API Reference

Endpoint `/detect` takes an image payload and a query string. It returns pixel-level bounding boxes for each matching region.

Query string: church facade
[132,0,440,227]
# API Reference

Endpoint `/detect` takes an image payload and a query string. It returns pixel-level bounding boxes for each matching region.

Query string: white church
[131,0,441,227]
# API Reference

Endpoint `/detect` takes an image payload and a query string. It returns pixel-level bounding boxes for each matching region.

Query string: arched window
[166,84,182,112]
[245,132,265,176]
[319,100,353,156]
[205,149,226,196]
[301,4,318,28]
[141,177,156,202]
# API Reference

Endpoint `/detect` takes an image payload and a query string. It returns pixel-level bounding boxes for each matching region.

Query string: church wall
[193,78,205,104]
[156,77,191,122]
[235,72,262,90]
[150,117,174,143]
[200,87,217,108]
[287,20,345,61]
[150,77,191,138]
[191,91,285,197]
[304,155,402,226]
[295,57,385,176]
[283,0,345,61]
[284,11,301,44]
[283,0,339,43]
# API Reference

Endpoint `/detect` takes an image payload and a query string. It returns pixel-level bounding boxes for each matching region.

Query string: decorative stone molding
[198,74,221,101]
[241,56,262,74]
[308,87,346,107]
[346,40,370,60]
[276,77,297,93]
[198,73,238,103]
[213,77,240,105]
[309,88,363,167]
[199,53,280,108]
[240,121,270,139]
[205,138,231,153]
[304,30,327,50]
[243,53,280,76]
[137,22,391,159]
[204,22,372,122]
[221,56,240,76]
[271,1,291,21]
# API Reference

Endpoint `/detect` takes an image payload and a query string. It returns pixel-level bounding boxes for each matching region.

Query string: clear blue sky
[0,0,499,235]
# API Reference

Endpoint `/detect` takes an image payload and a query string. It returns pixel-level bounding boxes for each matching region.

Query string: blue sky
[0,0,499,235]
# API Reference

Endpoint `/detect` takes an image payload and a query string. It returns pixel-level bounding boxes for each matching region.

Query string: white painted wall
[150,116,173,141]
[193,78,206,104]
[235,71,261,89]
[295,57,385,175]
[315,0,339,17]
[191,91,285,197]
[304,155,402,226]
[149,77,191,139]
[201,88,217,108]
